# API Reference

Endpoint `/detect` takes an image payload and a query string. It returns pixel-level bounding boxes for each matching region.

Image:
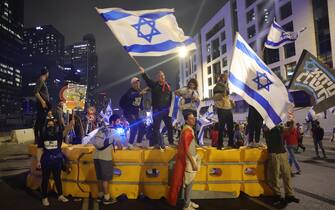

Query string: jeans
[152,108,173,146]
[125,114,145,144]
[286,145,301,172]
[217,108,234,147]
[313,138,326,157]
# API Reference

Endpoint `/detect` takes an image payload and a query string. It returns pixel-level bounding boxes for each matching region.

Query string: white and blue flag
[96,8,196,56]
[264,20,298,49]
[229,33,292,129]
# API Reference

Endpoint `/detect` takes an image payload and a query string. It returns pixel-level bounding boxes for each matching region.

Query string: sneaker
[58,195,69,203]
[147,146,155,150]
[103,197,117,205]
[96,196,103,203]
[190,201,199,208]
[285,195,300,203]
[134,142,142,147]
[42,198,50,206]
[183,204,195,210]
[169,143,177,148]
[128,144,135,150]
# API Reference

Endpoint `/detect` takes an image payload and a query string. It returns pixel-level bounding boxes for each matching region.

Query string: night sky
[25,0,227,106]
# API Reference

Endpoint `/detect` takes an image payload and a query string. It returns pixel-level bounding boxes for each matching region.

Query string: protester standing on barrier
[119,77,148,149]
[167,112,200,210]
[283,120,301,175]
[139,66,174,149]
[213,72,234,149]
[175,79,200,144]
[311,120,327,158]
[34,67,51,145]
[246,105,263,146]
[91,114,125,205]
[264,125,300,207]
[36,110,73,206]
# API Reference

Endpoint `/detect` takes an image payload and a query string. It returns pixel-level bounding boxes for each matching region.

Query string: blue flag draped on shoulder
[229,33,292,129]
[264,20,298,49]
[96,8,196,56]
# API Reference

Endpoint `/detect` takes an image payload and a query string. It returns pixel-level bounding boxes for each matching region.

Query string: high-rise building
[179,0,335,100]
[0,0,24,128]
[62,34,98,106]
[22,25,65,104]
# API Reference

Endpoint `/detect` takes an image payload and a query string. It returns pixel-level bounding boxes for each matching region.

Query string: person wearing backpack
[311,120,327,158]
[139,66,173,149]
[119,77,148,149]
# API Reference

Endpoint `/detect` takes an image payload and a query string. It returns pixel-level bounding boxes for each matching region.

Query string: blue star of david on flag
[252,71,273,91]
[132,17,161,43]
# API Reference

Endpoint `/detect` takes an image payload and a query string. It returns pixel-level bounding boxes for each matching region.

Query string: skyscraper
[62,34,98,106]
[0,0,24,129]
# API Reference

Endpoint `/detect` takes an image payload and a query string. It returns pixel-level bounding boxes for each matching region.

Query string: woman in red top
[284,120,301,174]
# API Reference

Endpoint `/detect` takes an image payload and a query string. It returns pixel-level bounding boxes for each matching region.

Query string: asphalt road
[1,137,335,210]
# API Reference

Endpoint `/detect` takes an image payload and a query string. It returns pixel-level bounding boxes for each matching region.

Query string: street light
[178,46,188,58]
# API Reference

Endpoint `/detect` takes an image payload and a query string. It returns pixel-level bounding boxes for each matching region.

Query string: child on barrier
[36,109,74,206]
[91,114,124,205]
[167,112,201,210]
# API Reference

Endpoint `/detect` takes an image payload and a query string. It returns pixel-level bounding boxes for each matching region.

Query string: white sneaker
[42,198,50,206]
[191,201,199,208]
[183,204,195,210]
[134,142,142,147]
[147,146,154,150]
[58,195,69,203]
[128,144,135,150]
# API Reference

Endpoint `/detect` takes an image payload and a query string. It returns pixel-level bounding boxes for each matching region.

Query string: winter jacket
[213,82,233,110]
[122,87,143,116]
[142,72,172,110]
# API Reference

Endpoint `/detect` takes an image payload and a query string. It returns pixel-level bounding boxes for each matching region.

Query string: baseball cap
[131,77,140,84]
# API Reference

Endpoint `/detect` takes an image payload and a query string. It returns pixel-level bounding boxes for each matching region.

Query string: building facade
[179,0,335,102]
[22,25,65,104]
[0,0,24,129]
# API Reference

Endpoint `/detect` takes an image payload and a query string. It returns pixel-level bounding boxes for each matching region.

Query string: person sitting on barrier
[263,125,300,206]
[91,114,124,205]
[167,112,200,210]
[36,109,74,206]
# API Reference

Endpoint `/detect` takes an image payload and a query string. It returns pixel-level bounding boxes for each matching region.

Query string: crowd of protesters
[33,66,335,208]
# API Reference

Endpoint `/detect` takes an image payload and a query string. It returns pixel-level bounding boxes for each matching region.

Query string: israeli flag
[96,8,196,56]
[264,20,298,49]
[229,33,291,129]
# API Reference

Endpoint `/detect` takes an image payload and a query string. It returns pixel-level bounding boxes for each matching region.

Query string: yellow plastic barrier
[207,147,241,162]
[240,147,272,197]
[27,144,272,199]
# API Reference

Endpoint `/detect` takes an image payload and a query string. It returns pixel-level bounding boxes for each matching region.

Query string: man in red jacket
[283,120,301,175]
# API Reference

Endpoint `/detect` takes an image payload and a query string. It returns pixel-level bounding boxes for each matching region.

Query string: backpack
[119,91,129,110]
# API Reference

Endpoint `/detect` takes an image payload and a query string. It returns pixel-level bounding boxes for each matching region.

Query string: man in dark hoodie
[213,72,234,149]
[121,77,148,149]
[139,66,173,149]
